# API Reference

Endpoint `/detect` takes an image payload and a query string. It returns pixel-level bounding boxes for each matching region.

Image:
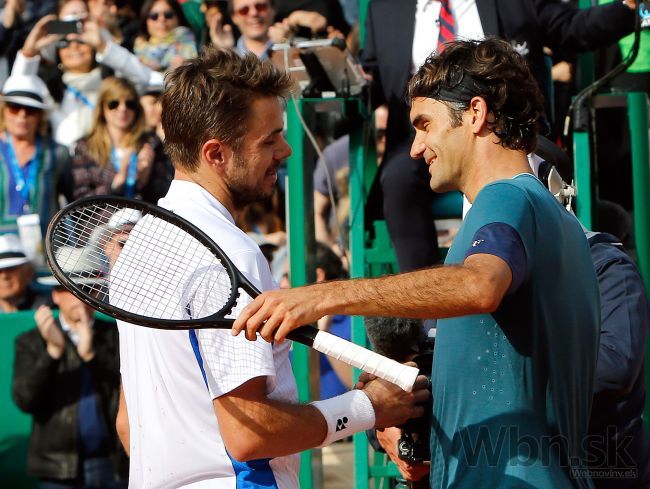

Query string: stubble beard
[228,153,275,210]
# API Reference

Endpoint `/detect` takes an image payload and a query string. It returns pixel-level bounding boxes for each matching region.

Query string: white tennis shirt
[116,180,299,489]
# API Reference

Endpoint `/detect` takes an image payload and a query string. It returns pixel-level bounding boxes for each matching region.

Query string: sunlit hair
[86,77,145,167]
[162,46,294,172]
[407,38,544,154]
[0,102,49,137]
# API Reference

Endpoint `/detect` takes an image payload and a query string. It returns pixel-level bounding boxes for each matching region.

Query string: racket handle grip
[311,330,419,392]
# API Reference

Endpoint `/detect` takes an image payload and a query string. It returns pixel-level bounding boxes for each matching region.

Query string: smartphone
[46,19,82,35]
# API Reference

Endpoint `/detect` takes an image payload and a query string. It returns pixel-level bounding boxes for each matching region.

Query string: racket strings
[50,202,236,323]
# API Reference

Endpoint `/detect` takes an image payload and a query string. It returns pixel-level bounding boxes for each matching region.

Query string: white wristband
[311,390,376,447]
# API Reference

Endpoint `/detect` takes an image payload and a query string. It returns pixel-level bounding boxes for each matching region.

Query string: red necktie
[437,0,455,52]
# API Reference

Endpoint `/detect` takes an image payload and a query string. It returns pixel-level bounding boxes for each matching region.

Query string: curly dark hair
[161,46,294,171]
[407,38,544,154]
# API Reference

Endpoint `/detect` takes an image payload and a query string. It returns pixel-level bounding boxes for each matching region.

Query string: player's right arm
[213,375,429,461]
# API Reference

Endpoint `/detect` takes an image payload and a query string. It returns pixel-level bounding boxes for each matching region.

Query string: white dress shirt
[412,0,485,72]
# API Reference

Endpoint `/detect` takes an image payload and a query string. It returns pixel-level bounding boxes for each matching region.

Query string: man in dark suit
[361,0,638,273]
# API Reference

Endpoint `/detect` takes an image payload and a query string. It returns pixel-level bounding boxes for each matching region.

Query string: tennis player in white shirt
[115,47,430,489]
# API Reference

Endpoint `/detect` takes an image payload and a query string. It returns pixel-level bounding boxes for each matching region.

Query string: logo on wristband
[336,417,349,431]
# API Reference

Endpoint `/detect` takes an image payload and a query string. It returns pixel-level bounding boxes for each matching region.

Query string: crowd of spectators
[0,0,648,488]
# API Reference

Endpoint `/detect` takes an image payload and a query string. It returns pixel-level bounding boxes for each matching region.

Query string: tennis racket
[45,196,419,391]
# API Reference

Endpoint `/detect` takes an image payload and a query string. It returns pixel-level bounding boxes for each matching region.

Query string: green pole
[347,98,372,489]
[573,130,595,230]
[285,98,319,489]
[359,0,371,49]
[577,0,595,88]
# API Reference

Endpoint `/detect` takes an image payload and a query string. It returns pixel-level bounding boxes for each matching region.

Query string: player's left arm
[213,374,429,461]
[213,377,327,461]
[232,183,531,342]
[232,252,514,343]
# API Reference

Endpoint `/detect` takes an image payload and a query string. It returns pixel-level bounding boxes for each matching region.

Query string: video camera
[397,343,434,464]
[364,317,434,466]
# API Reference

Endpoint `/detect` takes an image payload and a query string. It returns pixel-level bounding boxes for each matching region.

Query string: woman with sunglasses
[12,0,155,148]
[71,77,172,203]
[0,74,73,237]
[134,0,197,72]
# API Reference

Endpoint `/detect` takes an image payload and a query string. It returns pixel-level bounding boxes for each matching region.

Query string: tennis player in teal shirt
[432,173,600,488]
[233,38,602,488]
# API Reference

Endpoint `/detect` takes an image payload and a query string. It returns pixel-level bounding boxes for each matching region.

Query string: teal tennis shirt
[430,174,600,489]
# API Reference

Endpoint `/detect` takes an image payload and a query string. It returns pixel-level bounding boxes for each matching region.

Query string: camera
[46,18,83,36]
[397,344,434,464]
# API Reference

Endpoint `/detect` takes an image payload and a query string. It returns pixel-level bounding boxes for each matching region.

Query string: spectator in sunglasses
[0,74,73,237]
[134,0,197,72]
[202,0,335,58]
[71,76,172,203]
[228,0,277,59]
[11,0,156,148]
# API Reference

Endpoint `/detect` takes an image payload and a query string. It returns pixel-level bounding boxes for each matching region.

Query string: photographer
[12,0,153,148]
[365,316,432,486]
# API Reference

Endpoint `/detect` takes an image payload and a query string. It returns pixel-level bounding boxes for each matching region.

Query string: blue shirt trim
[464,222,527,294]
[188,333,280,488]
[189,329,209,389]
[227,455,279,489]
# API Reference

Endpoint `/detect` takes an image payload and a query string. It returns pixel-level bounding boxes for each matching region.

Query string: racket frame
[45,196,319,343]
[45,196,418,390]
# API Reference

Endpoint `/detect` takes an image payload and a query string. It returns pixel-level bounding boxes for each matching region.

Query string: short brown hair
[407,38,544,154]
[162,47,294,171]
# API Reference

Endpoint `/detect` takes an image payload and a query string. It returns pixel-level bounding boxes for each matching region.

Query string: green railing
[0,311,39,489]
[0,310,115,488]
[573,92,650,291]
[286,95,380,488]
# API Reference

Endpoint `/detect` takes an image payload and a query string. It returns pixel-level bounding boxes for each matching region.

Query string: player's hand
[35,305,65,359]
[363,374,430,429]
[355,370,378,389]
[232,285,327,342]
[376,427,430,482]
